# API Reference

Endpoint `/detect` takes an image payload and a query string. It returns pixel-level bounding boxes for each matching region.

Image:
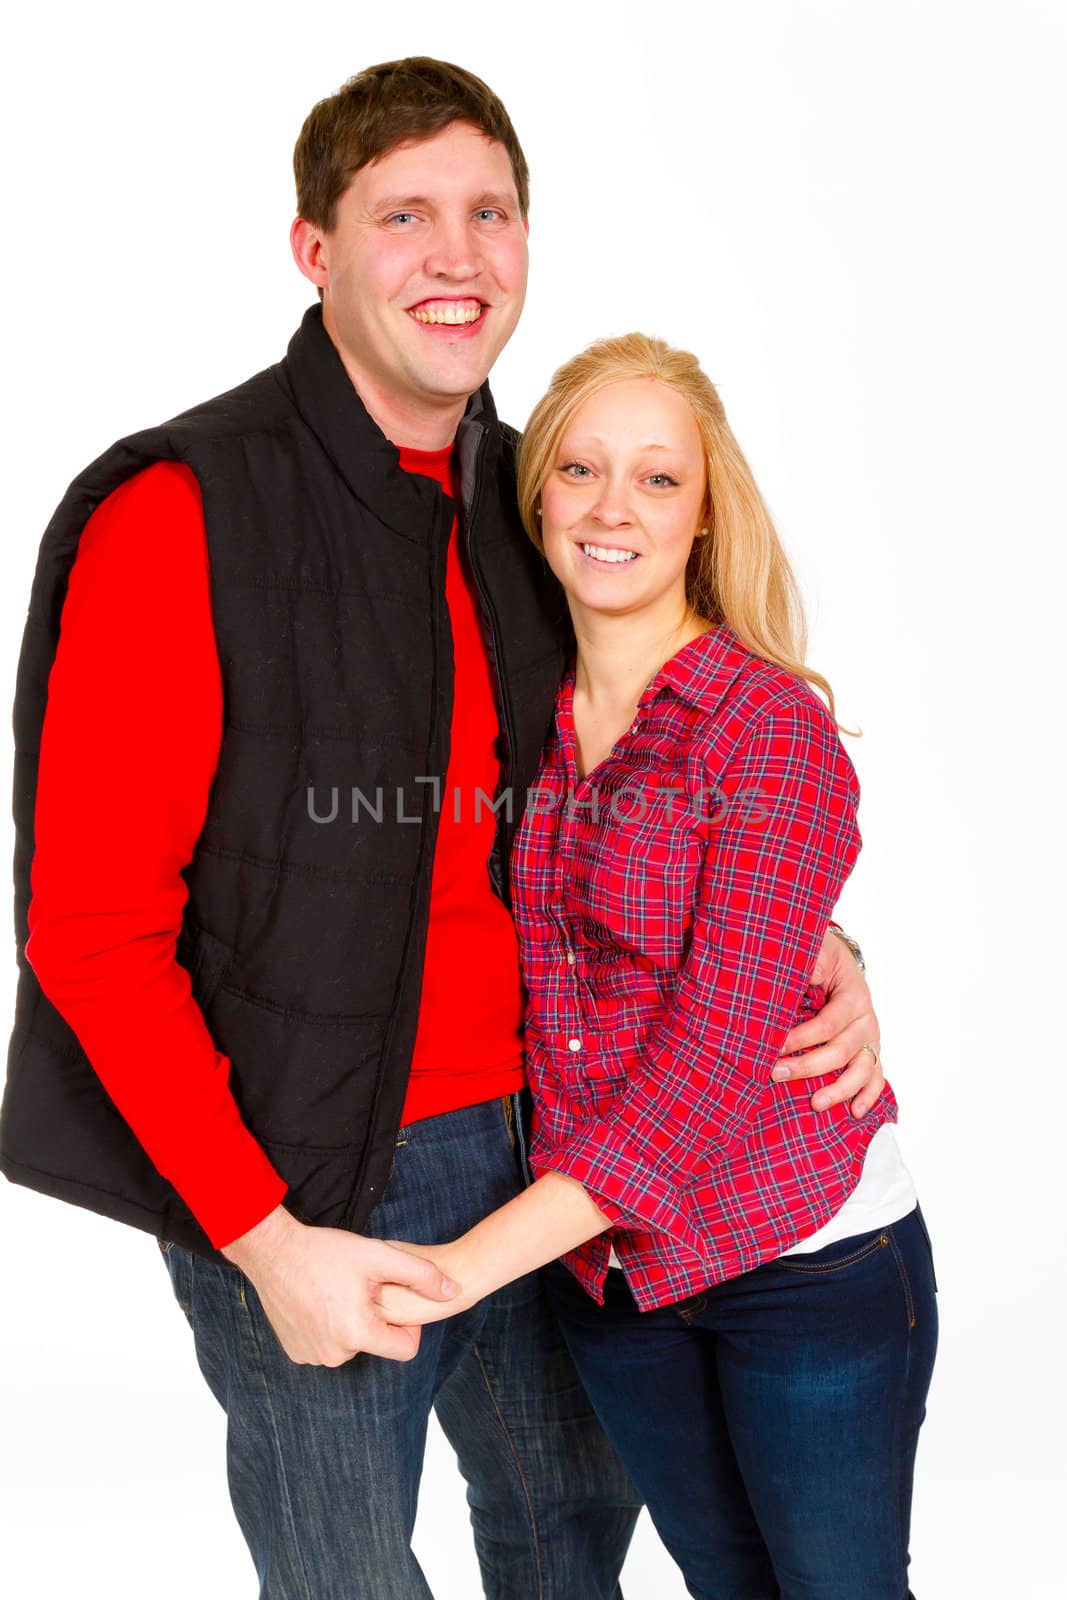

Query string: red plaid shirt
[511,623,898,1310]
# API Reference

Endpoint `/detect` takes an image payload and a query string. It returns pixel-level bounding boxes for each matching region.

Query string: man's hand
[771,926,885,1118]
[220,1206,460,1367]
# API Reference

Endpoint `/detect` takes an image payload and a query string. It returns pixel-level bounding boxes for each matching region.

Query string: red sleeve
[533,692,862,1239]
[25,461,288,1248]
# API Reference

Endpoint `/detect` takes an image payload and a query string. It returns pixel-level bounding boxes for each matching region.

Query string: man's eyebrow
[469,191,517,210]
[372,195,434,213]
[371,190,518,214]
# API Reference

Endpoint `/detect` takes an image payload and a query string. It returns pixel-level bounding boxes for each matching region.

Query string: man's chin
[411,357,497,404]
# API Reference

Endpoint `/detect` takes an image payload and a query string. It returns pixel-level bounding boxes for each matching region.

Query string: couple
[1,55,935,1600]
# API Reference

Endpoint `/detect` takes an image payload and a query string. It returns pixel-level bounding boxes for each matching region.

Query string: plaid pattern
[511,624,898,1310]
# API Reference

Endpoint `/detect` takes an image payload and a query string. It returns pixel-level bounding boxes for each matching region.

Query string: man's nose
[424,219,480,279]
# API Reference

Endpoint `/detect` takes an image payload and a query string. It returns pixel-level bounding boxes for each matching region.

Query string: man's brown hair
[293,57,530,233]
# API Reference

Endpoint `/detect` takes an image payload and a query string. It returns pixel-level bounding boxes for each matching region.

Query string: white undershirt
[606,1124,917,1271]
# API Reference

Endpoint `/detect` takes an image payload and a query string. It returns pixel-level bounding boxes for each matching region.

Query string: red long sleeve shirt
[512,626,898,1309]
[26,451,524,1249]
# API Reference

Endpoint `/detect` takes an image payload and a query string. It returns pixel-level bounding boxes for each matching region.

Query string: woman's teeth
[582,544,638,564]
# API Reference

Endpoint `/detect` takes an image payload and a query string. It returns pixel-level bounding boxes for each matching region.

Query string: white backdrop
[1,2,1064,1595]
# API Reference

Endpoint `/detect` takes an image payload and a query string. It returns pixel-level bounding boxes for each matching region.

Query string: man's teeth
[410,303,483,325]
[582,544,638,564]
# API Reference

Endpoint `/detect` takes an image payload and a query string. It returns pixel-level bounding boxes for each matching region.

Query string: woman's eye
[560,463,593,478]
[647,473,678,487]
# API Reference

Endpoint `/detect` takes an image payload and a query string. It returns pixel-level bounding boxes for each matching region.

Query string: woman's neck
[571,602,711,713]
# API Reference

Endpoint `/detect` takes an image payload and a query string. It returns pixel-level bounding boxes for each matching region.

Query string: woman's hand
[771,926,885,1117]
[374,1239,484,1327]
[375,1174,613,1328]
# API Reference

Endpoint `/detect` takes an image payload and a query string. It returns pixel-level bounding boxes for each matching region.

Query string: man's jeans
[160,1094,641,1599]
[546,1206,938,1600]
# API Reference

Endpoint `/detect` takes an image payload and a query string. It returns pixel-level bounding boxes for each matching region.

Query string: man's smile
[406,296,488,337]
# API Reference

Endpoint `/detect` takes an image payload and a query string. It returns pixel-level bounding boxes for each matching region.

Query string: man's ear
[290,216,330,291]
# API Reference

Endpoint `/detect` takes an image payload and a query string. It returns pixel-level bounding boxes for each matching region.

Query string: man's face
[294,121,529,440]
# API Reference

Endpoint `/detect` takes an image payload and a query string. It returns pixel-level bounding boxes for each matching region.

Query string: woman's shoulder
[683,627,857,789]
[680,624,836,729]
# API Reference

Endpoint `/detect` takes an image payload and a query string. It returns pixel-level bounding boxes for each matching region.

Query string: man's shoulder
[157,359,294,447]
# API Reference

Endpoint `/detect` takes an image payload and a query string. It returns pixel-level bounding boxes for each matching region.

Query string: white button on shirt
[567,1038,582,1052]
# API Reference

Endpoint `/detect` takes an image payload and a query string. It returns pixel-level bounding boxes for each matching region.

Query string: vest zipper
[461,428,518,889]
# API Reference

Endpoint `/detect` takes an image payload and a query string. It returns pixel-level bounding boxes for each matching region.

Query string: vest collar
[273,301,499,543]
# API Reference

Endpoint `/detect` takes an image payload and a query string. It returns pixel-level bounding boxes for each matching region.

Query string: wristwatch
[828,923,866,973]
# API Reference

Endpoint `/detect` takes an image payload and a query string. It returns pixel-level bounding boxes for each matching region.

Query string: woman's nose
[590,484,634,528]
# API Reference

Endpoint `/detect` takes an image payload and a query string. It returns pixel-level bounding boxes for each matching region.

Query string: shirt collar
[644,622,750,713]
[558,622,750,717]
[273,302,498,544]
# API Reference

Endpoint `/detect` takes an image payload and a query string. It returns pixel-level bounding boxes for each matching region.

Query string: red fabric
[26,463,287,1247]
[397,444,524,1123]
[26,451,523,1250]
[510,625,898,1311]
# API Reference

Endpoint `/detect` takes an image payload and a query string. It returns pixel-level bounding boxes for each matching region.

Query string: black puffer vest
[0,304,568,1259]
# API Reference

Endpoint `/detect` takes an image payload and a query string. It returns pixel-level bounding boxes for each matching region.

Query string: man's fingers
[773,1008,878,1080]
[363,1319,422,1362]
[779,985,866,1058]
[841,1052,886,1119]
[365,1240,459,1300]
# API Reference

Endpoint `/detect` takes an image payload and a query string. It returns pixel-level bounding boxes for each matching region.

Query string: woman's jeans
[546,1205,938,1600]
[160,1094,641,1600]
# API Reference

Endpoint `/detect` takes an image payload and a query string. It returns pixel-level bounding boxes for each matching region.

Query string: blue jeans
[161,1094,641,1599]
[546,1206,939,1600]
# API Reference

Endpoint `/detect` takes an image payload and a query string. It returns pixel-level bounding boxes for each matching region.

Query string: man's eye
[475,208,504,222]
[387,212,417,225]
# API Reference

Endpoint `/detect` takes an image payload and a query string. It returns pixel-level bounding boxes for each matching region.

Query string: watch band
[828,922,866,972]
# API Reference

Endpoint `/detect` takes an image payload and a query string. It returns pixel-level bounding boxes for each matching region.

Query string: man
[1,57,887,1598]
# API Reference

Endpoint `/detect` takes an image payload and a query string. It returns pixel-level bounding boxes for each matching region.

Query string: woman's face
[538,378,707,625]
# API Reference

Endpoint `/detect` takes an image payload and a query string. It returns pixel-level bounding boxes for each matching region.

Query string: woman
[379,334,937,1599]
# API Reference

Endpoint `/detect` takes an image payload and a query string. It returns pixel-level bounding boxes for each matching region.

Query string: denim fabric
[546,1205,938,1600]
[161,1093,641,1599]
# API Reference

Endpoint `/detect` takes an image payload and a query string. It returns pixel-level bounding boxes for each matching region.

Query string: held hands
[771,926,885,1116]
[374,1239,482,1328]
[220,1205,462,1366]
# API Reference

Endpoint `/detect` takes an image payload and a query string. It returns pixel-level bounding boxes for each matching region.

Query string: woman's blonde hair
[516,332,851,730]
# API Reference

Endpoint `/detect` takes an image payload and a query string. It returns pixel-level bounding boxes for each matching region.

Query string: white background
[1,1,1064,1595]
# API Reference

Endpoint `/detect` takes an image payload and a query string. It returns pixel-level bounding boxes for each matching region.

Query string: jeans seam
[239,1281,315,1600]
[886,1227,917,1330]
[471,1341,545,1600]
[509,1091,534,1189]
[914,1203,939,1292]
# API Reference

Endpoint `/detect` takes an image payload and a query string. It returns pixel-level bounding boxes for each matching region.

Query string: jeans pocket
[159,1238,194,1320]
[885,1227,917,1330]
[776,1227,890,1276]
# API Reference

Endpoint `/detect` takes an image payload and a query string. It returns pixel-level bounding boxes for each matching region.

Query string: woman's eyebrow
[562,437,680,453]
